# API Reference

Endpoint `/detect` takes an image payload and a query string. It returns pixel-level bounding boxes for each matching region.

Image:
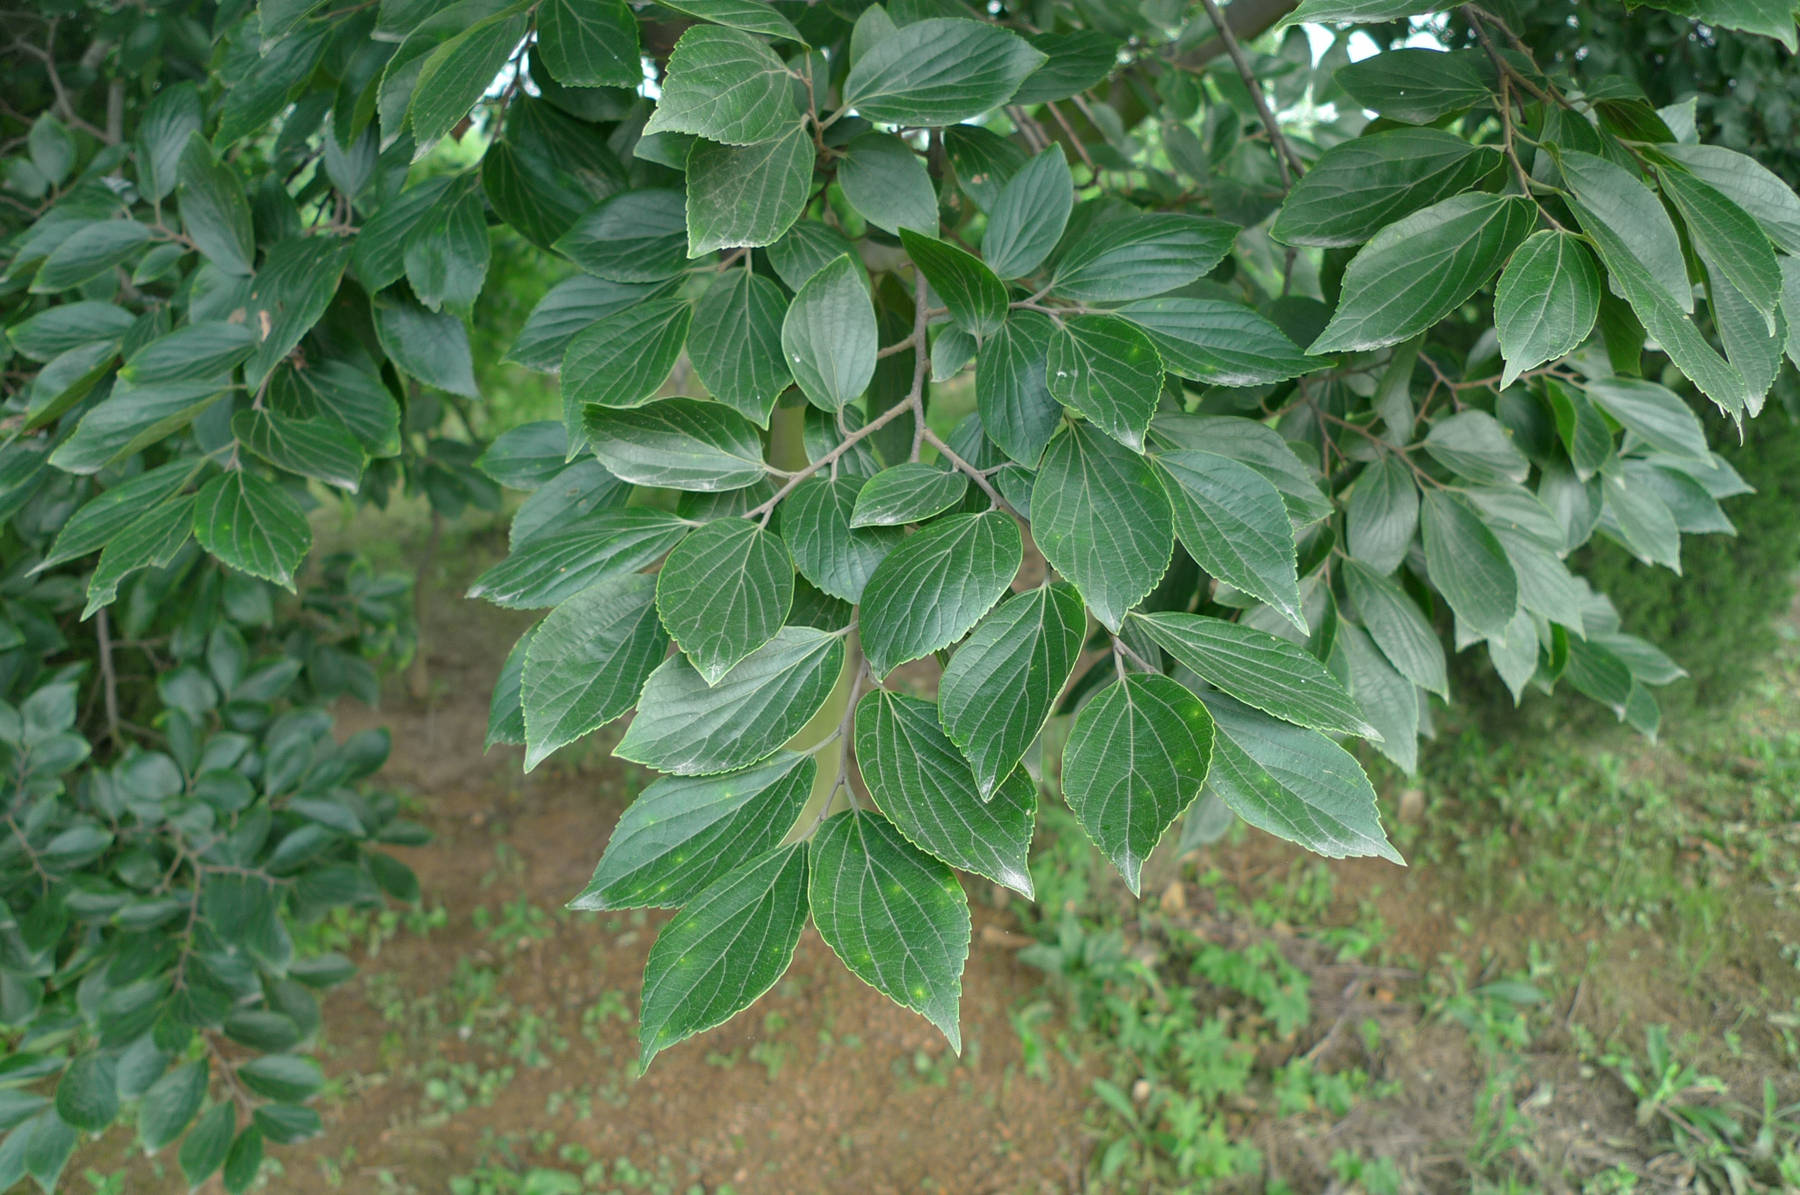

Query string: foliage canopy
[4,0,1800,1182]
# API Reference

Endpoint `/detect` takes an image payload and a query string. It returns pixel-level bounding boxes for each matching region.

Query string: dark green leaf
[1660,144,1800,256]
[1011,30,1120,104]
[507,276,665,372]
[1047,315,1163,451]
[83,496,197,616]
[1419,488,1516,636]
[409,7,530,150]
[975,311,1061,466]
[1342,559,1448,697]
[555,189,689,284]
[781,254,877,411]
[1053,213,1235,302]
[1657,164,1781,318]
[138,1061,208,1151]
[1583,376,1710,460]
[561,296,692,415]
[1495,230,1601,388]
[1310,193,1535,353]
[401,178,489,315]
[688,271,791,427]
[1117,298,1318,387]
[119,322,255,385]
[32,220,152,292]
[585,399,770,491]
[1033,423,1172,631]
[1273,129,1500,247]
[233,410,367,492]
[855,691,1035,896]
[465,507,689,607]
[838,134,939,236]
[570,752,814,909]
[840,19,1045,126]
[982,145,1073,280]
[1155,449,1305,630]
[179,1104,235,1187]
[657,520,794,683]
[1202,696,1403,862]
[644,26,802,144]
[51,380,227,475]
[1062,673,1214,895]
[860,510,1023,678]
[522,574,668,769]
[653,0,803,41]
[900,230,1007,338]
[638,846,808,1068]
[54,1052,118,1132]
[767,220,856,291]
[236,1055,322,1104]
[193,472,311,590]
[1334,49,1492,123]
[685,125,813,256]
[1422,411,1529,485]
[850,463,969,527]
[1344,455,1418,575]
[619,626,845,775]
[538,0,641,87]
[780,475,903,602]
[938,583,1084,797]
[372,297,479,398]
[808,810,970,1050]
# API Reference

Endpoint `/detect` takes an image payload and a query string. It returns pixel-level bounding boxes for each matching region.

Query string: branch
[742,395,919,523]
[1172,0,1300,71]
[96,607,120,748]
[1197,0,1304,187]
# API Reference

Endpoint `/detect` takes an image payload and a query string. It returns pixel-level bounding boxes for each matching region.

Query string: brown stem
[1197,0,1304,187]
[96,607,120,748]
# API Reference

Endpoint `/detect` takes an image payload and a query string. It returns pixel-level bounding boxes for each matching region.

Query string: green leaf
[687,271,791,427]
[1342,559,1448,697]
[118,323,254,385]
[1133,611,1374,738]
[1281,0,1446,25]
[466,508,689,608]
[980,146,1072,280]
[37,461,192,571]
[561,296,693,415]
[938,583,1084,799]
[179,1104,236,1188]
[975,311,1061,466]
[32,220,152,292]
[1419,488,1516,636]
[808,810,971,1051]
[222,1127,263,1194]
[136,83,202,205]
[1660,144,1800,256]
[83,496,197,616]
[372,297,479,398]
[538,0,641,87]
[236,1055,322,1104]
[1705,244,1784,412]
[685,127,813,258]
[850,463,969,527]
[487,630,533,748]
[838,134,939,237]
[860,511,1023,678]
[638,846,809,1068]
[1558,150,1692,314]
[1154,449,1306,631]
[657,520,794,683]
[780,475,902,602]
[1632,0,1797,51]
[781,254,877,411]
[249,238,355,388]
[512,459,629,546]
[855,691,1036,896]
[1046,315,1163,451]
[522,574,668,769]
[767,220,856,291]
[619,626,846,774]
[1154,414,1334,527]
[1334,48,1492,123]
[1052,213,1235,302]
[653,0,803,41]
[1033,423,1172,631]
[1344,455,1418,576]
[1495,230,1602,388]
[5,302,134,362]
[1202,696,1403,863]
[1600,467,1682,570]
[1657,164,1782,318]
[508,276,665,372]
[54,1052,118,1133]
[1310,193,1535,353]
[232,410,366,492]
[138,1061,208,1152]
[944,125,1030,212]
[410,7,530,150]
[555,189,689,284]
[1011,30,1120,104]
[51,380,228,475]
[1116,298,1318,387]
[840,19,1046,126]
[193,472,312,591]
[644,27,801,144]
[1422,411,1529,485]
[401,178,489,315]
[899,230,1007,338]
[22,341,117,431]
[1583,377,1709,461]
[570,752,814,909]
[270,359,401,458]
[1062,673,1214,895]
[585,398,769,491]
[1273,129,1500,248]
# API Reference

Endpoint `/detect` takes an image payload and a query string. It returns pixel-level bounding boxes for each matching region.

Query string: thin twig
[742,396,919,523]
[96,607,120,747]
[1197,0,1304,186]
